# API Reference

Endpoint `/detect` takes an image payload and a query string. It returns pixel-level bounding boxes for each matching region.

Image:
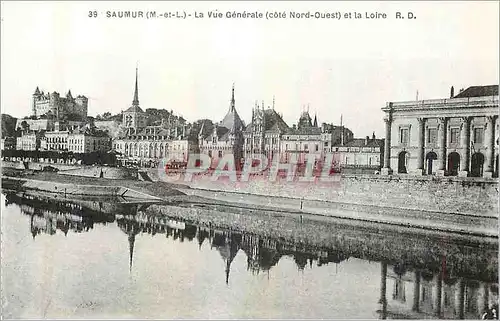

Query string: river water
[1,192,498,319]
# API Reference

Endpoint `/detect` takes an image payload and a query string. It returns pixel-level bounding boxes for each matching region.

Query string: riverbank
[143,203,498,283]
[144,168,499,216]
[1,169,186,199]
[3,168,498,237]
[2,169,498,237]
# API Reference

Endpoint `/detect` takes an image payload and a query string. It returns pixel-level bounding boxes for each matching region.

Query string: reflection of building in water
[210,230,242,284]
[378,262,499,320]
[116,214,198,272]
[19,199,96,238]
[4,193,118,238]
[115,214,350,281]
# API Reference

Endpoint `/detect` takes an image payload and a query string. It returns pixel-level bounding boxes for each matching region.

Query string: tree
[1,114,18,137]
[20,121,29,132]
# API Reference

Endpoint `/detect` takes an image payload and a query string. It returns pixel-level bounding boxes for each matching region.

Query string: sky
[1,1,498,137]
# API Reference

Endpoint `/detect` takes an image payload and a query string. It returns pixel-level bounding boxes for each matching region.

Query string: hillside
[1,114,18,138]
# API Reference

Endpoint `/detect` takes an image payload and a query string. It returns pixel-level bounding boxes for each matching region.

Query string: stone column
[381,116,393,175]
[483,116,497,178]
[459,117,472,177]
[415,118,426,175]
[437,117,448,176]
[412,270,421,312]
[477,282,489,316]
[379,262,388,319]
[454,278,465,319]
[433,273,443,317]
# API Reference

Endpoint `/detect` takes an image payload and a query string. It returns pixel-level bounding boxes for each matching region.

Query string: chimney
[293,124,296,130]
[365,136,369,145]
[372,132,376,140]
[450,86,455,98]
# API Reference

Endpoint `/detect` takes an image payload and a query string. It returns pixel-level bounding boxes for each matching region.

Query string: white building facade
[381,85,499,178]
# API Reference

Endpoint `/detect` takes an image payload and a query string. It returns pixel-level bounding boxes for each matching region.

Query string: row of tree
[2,149,118,165]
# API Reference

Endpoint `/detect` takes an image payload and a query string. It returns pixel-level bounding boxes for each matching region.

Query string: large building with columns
[113,68,196,166]
[381,85,499,178]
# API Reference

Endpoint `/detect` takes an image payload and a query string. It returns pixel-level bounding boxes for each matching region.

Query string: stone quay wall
[2,161,138,180]
[161,173,499,217]
[2,160,80,171]
[58,166,138,180]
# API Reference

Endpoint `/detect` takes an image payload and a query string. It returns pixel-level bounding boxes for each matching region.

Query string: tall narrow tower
[132,66,139,106]
[230,83,235,112]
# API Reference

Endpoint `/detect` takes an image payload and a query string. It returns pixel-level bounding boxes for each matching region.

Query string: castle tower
[32,87,41,116]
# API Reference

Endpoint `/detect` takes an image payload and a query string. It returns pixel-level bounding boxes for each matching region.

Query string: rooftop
[454,85,498,98]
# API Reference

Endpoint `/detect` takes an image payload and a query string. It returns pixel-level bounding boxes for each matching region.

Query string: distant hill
[1,114,18,138]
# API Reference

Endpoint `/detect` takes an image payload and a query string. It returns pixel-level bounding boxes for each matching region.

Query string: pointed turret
[198,121,205,139]
[230,83,235,112]
[132,66,139,106]
[67,90,72,99]
[313,113,318,127]
[34,86,40,95]
[272,95,275,110]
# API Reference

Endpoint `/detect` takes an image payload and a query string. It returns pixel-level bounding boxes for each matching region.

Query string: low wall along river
[145,168,499,217]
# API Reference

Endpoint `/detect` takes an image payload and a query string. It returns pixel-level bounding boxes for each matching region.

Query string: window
[304,144,309,151]
[208,150,212,158]
[315,144,319,152]
[285,144,288,151]
[324,142,329,147]
[427,128,438,144]
[400,128,409,145]
[474,128,484,144]
[450,128,459,144]
[218,150,223,158]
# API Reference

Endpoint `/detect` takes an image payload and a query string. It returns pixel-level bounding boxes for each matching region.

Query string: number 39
[88,11,97,18]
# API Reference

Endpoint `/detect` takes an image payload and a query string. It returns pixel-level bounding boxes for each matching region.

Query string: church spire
[230,83,235,112]
[128,234,135,272]
[132,65,139,106]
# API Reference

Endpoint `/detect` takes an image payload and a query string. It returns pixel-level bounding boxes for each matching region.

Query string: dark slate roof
[124,105,144,113]
[220,109,244,132]
[453,85,498,98]
[135,127,170,136]
[285,126,322,135]
[205,126,230,141]
[342,138,384,148]
[245,109,289,133]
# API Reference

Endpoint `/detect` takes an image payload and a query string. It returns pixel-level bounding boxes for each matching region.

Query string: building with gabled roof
[198,84,245,167]
[113,68,197,166]
[244,97,289,160]
[333,133,385,174]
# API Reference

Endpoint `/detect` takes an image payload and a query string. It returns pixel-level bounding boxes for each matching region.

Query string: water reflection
[2,192,498,319]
